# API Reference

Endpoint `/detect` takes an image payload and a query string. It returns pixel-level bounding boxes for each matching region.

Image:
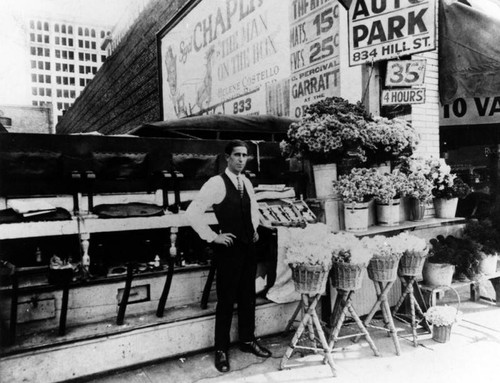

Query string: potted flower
[364,117,420,166]
[330,232,372,291]
[427,158,471,218]
[333,167,379,232]
[396,232,428,277]
[424,304,462,343]
[284,223,335,294]
[280,97,372,198]
[423,235,457,286]
[362,235,405,282]
[463,219,500,275]
[397,158,433,221]
[372,172,408,226]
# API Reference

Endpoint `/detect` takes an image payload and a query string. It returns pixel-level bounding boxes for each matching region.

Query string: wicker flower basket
[399,251,427,276]
[330,261,366,291]
[367,254,401,282]
[289,264,330,295]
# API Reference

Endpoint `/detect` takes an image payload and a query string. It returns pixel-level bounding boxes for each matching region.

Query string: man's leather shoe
[239,340,272,358]
[215,350,230,372]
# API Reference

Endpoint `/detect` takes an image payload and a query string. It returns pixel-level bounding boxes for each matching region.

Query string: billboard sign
[348,0,436,66]
[158,0,290,119]
[440,96,500,126]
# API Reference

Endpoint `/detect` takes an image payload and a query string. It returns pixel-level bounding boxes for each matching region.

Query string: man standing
[185,140,272,373]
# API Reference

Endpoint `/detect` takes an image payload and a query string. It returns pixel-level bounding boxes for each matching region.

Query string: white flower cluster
[361,235,405,259]
[331,232,372,265]
[424,305,462,326]
[397,232,428,256]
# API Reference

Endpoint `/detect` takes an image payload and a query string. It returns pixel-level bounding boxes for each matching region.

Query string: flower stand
[328,262,380,357]
[361,255,403,355]
[392,275,432,347]
[281,265,336,377]
[280,293,336,377]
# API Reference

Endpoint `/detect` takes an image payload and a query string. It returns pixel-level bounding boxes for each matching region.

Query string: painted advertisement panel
[159,0,290,119]
[440,97,500,126]
[289,0,341,119]
[348,0,436,66]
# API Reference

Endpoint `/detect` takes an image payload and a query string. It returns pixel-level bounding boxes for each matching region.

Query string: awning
[439,0,500,104]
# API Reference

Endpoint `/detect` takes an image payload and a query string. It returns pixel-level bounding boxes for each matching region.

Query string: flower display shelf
[280,293,336,377]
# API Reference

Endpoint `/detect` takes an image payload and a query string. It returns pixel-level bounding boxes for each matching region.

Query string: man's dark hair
[225,139,248,155]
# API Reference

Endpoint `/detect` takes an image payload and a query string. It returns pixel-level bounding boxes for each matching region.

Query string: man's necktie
[237,176,243,198]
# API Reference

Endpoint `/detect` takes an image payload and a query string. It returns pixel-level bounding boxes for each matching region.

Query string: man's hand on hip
[253,231,259,243]
[214,233,236,247]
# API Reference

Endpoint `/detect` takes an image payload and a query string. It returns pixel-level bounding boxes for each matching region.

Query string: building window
[79,66,84,74]
[32,87,38,95]
[86,66,91,74]
[38,74,44,83]
[56,76,61,84]
[101,55,106,62]
[61,25,66,34]
[69,51,74,60]
[64,103,70,109]
[45,62,50,70]
[78,40,83,48]
[55,36,60,44]
[56,63,61,71]
[36,47,43,56]
[79,53,84,60]
[63,77,68,85]
[38,61,44,69]
[45,48,50,56]
[91,29,96,38]
[62,51,68,59]
[32,101,38,106]
[62,37,67,45]
[37,21,42,30]
[70,90,76,98]
[55,24,59,32]
[44,35,49,44]
[46,89,52,97]
[45,75,51,83]
[63,90,69,98]
[55,50,60,58]
[57,89,62,97]
[37,34,42,43]
[78,27,82,36]
[69,77,75,85]
[30,47,36,55]
[31,74,37,82]
[44,22,49,31]
[68,38,73,47]
[30,33,35,42]
[31,60,36,68]
[39,88,45,96]
[91,42,96,49]
[85,41,90,49]
[85,53,90,61]
[91,54,96,62]
[92,67,97,74]
[85,28,89,36]
[68,26,73,34]
[30,20,35,29]
[57,102,62,109]
[79,78,85,86]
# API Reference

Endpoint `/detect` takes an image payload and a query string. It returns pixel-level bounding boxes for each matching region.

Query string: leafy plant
[463,219,500,255]
[333,167,379,204]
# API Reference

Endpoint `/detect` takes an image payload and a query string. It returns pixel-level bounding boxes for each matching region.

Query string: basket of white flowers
[397,232,429,276]
[363,236,404,282]
[285,224,334,295]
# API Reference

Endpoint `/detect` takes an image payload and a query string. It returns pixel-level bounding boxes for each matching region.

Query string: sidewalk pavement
[88,285,500,383]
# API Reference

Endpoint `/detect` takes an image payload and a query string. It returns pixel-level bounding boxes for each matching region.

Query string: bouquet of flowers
[284,223,335,270]
[398,161,433,202]
[427,158,470,199]
[372,172,408,204]
[396,232,428,256]
[361,235,406,259]
[333,167,379,204]
[364,117,420,163]
[424,305,461,327]
[280,97,372,163]
[330,232,372,265]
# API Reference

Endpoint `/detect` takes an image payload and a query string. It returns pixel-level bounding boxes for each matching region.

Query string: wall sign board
[382,87,425,105]
[385,59,426,87]
[157,0,290,119]
[348,0,436,66]
[440,96,500,126]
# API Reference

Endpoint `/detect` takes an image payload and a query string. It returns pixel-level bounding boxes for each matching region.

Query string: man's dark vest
[213,173,254,244]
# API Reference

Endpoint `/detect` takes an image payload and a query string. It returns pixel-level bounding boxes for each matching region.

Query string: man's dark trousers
[214,240,256,351]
